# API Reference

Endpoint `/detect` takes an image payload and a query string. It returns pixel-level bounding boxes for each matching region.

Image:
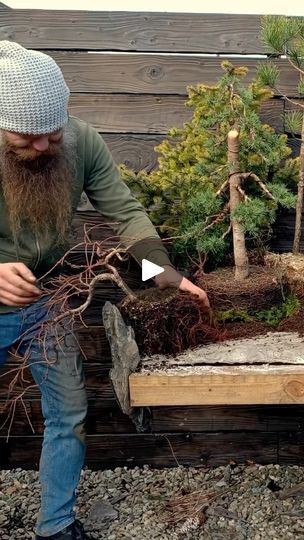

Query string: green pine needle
[261,15,302,54]
[285,110,303,135]
[256,61,280,88]
[298,78,304,97]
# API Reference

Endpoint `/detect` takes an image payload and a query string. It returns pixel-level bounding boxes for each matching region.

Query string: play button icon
[142,259,165,281]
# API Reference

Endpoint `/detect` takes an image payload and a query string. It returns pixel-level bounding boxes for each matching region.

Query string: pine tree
[121,62,298,277]
[257,15,304,253]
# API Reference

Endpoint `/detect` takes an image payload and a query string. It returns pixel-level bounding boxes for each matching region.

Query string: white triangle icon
[142,259,165,281]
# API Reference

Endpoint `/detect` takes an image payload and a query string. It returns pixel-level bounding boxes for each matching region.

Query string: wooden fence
[0,4,303,468]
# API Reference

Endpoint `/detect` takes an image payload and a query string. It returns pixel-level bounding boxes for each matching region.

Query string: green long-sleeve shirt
[0,116,173,312]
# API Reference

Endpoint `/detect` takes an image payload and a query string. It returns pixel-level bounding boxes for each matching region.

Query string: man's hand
[154,264,210,308]
[0,262,42,306]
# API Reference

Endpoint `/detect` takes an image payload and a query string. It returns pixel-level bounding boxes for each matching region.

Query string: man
[0,41,209,539]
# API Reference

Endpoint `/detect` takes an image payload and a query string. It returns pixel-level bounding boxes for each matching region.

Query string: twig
[241,172,275,200]
[216,178,229,197]
[287,56,304,77]
[221,223,232,239]
[237,185,250,202]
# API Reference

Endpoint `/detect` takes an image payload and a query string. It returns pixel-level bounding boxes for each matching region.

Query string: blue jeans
[0,296,88,536]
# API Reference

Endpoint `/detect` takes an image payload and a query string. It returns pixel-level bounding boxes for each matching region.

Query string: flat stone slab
[140,332,304,369]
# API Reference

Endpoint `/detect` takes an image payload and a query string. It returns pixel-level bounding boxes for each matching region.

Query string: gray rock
[87,499,118,523]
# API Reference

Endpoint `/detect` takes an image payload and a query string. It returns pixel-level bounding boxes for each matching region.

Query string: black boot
[35,520,89,539]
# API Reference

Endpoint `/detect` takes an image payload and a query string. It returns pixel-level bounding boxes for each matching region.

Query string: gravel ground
[1,463,304,539]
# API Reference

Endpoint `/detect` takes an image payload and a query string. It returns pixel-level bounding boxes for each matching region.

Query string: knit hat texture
[0,40,70,135]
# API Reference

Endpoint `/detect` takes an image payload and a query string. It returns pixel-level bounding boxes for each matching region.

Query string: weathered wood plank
[271,206,304,253]
[103,133,162,171]
[278,432,304,464]
[0,399,137,436]
[0,364,116,401]
[78,327,111,364]
[69,131,160,192]
[0,12,268,54]
[130,366,304,406]
[2,399,303,436]
[0,432,278,469]
[69,95,284,133]
[151,405,304,432]
[69,94,188,134]
[46,53,299,97]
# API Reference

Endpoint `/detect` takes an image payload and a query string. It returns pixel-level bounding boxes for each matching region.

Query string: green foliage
[171,187,229,265]
[258,15,304,254]
[270,184,297,208]
[216,308,252,323]
[217,294,300,327]
[121,61,298,269]
[298,78,304,97]
[256,61,280,88]
[285,110,304,135]
[272,157,300,187]
[232,198,276,237]
[260,15,304,59]
[255,294,300,327]
[258,16,304,139]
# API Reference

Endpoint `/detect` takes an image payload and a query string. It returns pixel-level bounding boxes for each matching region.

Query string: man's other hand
[0,262,42,306]
[154,264,210,308]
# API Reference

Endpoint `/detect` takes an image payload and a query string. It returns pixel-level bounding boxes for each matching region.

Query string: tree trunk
[293,116,304,254]
[228,129,249,280]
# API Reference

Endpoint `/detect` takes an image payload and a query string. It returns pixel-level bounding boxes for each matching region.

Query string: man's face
[0,124,76,244]
[2,128,63,160]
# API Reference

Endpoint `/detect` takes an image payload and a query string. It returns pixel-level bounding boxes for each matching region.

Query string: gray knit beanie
[0,40,70,135]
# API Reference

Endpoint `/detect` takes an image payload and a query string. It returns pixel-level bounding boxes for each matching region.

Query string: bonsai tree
[121,62,298,278]
[257,15,304,253]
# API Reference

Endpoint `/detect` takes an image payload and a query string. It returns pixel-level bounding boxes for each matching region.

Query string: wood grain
[0,364,115,401]
[130,366,304,406]
[44,52,300,98]
[0,432,278,469]
[278,432,304,464]
[0,399,137,436]
[2,399,303,435]
[151,405,304,432]
[0,11,268,54]
[69,95,284,134]
[103,133,162,171]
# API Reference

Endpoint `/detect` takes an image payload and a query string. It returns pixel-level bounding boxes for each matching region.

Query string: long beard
[0,124,77,245]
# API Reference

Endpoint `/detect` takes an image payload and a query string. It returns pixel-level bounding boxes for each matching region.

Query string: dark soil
[223,320,269,341]
[195,265,283,313]
[277,308,304,335]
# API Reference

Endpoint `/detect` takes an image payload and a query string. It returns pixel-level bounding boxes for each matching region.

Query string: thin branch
[282,93,304,110]
[202,202,230,233]
[221,223,232,239]
[241,172,275,200]
[237,185,250,202]
[215,178,229,197]
[287,56,304,77]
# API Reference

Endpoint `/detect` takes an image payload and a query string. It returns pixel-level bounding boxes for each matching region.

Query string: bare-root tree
[0,224,139,438]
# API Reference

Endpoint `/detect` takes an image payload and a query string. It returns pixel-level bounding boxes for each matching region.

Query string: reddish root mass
[119,288,227,356]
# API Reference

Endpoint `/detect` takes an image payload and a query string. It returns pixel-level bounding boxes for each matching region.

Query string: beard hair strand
[0,123,77,246]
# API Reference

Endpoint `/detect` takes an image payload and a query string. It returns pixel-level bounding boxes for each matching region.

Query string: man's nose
[31,136,49,152]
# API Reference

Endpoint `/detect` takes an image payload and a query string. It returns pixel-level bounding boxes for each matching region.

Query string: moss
[255,294,301,327]
[216,308,253,323]
[217,294,301,328]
